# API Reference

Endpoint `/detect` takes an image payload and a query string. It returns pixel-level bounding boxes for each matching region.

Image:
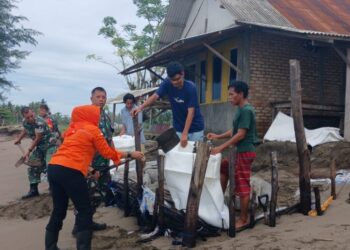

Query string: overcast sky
[7,0,146,115]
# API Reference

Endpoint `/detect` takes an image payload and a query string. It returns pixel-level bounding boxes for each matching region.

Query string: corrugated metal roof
[107,87,158,104]
[268,0,350,35]
[237,20,350,40]
[220,0,293,27]
[157,0,195,49]
[121,25,244,75]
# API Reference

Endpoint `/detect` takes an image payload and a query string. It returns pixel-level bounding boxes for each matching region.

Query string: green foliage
[0,0,41,101]
[88,0,169,90]
[0,100,70,128]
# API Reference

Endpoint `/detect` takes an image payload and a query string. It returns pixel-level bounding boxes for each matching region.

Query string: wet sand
[1,137,350,249]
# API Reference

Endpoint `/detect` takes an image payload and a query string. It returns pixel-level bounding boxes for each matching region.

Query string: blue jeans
[176,130,204,141]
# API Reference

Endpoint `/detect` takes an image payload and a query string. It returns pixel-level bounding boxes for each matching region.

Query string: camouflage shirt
[99,109,114,144]
[23,116,53,150]
[42,115,61,142]
[92,109,114,168]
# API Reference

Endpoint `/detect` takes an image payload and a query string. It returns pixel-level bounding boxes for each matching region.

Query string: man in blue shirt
[120,93,146,150]
[132,61,204,147]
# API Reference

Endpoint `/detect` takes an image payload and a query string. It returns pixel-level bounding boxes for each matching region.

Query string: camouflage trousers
[27,145,58,184]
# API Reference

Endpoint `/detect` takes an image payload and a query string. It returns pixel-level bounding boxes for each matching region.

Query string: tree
[88,0,168,90]
[0,0,41,100]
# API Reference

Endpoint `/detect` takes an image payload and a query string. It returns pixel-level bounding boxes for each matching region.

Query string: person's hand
[131,107,142,117]
[14,139,21,145]
[180,134,188,148]
[207,133,218,140]
[131,151,145,162]
[24,151,30,161]
[92,170,100,180]
[210,146,221,155]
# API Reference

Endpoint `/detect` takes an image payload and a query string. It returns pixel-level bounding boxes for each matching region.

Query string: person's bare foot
[235,218,249,229]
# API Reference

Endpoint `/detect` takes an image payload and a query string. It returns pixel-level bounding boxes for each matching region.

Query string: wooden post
[290,60,312,215]
[157,154,165,231]
[228,147,236,237]
[345,48,350,141]
[330,159,336,199]
[123,161,130,216]
[112,103,116,127]
[133,116,144,200]
[182,142,210,248]
[269,151,279,227]
[313,187,323,216]
[249,190,256,228]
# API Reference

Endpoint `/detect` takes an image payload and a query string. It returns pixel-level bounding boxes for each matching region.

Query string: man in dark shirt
[132,61,204,147]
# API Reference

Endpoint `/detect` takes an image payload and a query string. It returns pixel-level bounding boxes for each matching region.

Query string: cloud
[7,0,146,115]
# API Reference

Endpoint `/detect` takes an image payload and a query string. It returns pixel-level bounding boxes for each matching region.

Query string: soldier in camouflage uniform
[14,106,57,199]
[39,104,62,146]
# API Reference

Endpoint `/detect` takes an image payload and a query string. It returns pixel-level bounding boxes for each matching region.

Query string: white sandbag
[264,112,343,147]
[164,141,230,229]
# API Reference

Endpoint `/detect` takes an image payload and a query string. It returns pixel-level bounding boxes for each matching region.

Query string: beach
[1,136,350,250]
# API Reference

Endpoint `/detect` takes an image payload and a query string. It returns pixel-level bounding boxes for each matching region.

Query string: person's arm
[180,107,195,147]
[93,129,144,165]
[210,129,247,155]
[14,129,27,145]
[132,93,159,116]
[207,130,232,140]
[24,132,43,160]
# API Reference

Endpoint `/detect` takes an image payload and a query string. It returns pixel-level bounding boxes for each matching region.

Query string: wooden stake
[269,151,279,227]
[330,159,336,199]
[157,154,165,231]
[228,147,236,237]
[289,59,312,215]
[313,187,323,216]
[182,142,211,248]
[133,116,144,200]
[123,160,130,217]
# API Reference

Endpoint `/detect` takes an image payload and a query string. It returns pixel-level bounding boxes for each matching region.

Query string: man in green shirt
[207,81,257,229]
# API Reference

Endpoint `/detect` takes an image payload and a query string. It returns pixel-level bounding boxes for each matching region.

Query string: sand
[1,136,350,250]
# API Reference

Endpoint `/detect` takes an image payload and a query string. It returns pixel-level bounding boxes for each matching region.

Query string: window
[229,48,238,84]
[212,56,222,100]
[184,64,196,83]
[200,61,206,103]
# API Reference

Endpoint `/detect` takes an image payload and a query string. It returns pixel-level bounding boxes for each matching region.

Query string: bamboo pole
[289,59,311,215]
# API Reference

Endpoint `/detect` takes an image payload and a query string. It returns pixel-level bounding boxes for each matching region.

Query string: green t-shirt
[233,103,257,153]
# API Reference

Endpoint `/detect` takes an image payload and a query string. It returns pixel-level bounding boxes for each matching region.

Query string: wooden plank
[203,42,242,74]
[269,151,279,227]
[289,59,312,215]
[157,154,165,231]
[182,142,211,248]
[228,147,236,237]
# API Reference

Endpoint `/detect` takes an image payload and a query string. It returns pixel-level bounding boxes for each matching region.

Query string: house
[121,0,350,140]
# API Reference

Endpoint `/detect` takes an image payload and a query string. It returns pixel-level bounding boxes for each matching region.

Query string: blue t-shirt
[156,79,204,133]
